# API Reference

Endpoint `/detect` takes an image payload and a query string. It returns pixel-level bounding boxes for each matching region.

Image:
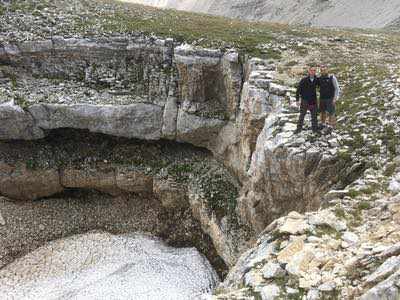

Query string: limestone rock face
[212,58,281,181]
[0,37,347,269]
[176,110,226,148]
[0,102,44,140]
[361,269,400,300]
[237,108,343,233]
[188,188,241,267]
[61,168,120,196]
[0,163,63,201]
[0,163,154,201]
[0,38,244,152]
[28,103,164,140]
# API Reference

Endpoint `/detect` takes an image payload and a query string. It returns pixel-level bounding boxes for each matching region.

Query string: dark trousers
[297,100,318,131]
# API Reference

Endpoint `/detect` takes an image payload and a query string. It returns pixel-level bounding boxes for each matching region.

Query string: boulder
[279,212,310,235]
[364,256,400,287]
[28,103,164,140]
[260,284,281,300]
[308,210,347,232]
[176,110,226,148]
[361,269,400,300]
[0,164,62,201]
[0,102,44,140]
[262,262,286,279]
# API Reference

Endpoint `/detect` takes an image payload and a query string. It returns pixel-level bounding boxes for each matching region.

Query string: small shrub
[0,5,5,16]
[26,159,36,170]
[14,94,30,109]
[384,163,398,177]
[285,60,298,67]
[347,189,361,198]
[357,201,371,210]
[334,207,346,219]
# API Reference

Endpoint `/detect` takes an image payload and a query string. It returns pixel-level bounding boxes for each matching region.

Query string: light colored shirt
[331,74,340,100]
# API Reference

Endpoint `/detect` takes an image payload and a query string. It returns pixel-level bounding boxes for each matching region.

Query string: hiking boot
[312,128,322,136]
[325,126,333,135]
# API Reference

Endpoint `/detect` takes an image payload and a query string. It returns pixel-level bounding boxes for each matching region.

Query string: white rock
[285,248,315,276]
[279,214,310,235]
[308,210,347,232]
[307,236,322,243]
[269,83,287,96]
[245,240,277,269]
[318,281,336,292]
[0,211,5,226]
[244,270,263,288]
[364,256,400,285]
[306,289,320,300]
[260,284,280,300]
[262,262,286,279]
[361,269,400,300]
[286,287,299,295]
[342,231,359,245]
[388,174,400,194]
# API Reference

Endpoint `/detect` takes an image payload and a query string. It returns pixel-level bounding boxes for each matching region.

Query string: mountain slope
[121,0,400,29]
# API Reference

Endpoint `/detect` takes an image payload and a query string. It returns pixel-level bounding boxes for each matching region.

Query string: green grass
[333,207,346,219]
[167,162,195,183]
[26,158,37,170]
[384,162,398,177]
[14,93,30,109]
[92,3,280,58]
[349,208,363,227]
[0,4,5,16]
[357,201,371,210]
[314,224,342,240]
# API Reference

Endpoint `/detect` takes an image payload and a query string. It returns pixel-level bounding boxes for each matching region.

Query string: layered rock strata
[0,37,349,270]
[0,130,240,270]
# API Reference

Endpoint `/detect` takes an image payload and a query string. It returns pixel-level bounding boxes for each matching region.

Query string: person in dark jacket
[319,65,340,129]
[294,66,319,134]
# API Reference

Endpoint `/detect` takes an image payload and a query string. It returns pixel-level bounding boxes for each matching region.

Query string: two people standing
[295,65,340,134]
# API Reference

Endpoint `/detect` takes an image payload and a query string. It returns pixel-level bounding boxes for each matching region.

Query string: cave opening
[0,128,237,278]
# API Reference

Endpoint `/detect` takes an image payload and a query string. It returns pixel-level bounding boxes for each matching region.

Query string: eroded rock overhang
[0,129,243,273]
[0,35,287,181]
[0,35,352,250]
[0,37,238,144]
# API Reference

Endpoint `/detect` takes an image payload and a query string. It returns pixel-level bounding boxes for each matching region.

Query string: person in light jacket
[318,65,340,129]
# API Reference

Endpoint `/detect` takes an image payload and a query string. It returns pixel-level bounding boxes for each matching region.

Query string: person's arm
[332,75,340,102]
[296,79,303,103]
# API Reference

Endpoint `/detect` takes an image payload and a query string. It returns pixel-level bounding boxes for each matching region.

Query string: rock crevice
[0,37,348,272]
